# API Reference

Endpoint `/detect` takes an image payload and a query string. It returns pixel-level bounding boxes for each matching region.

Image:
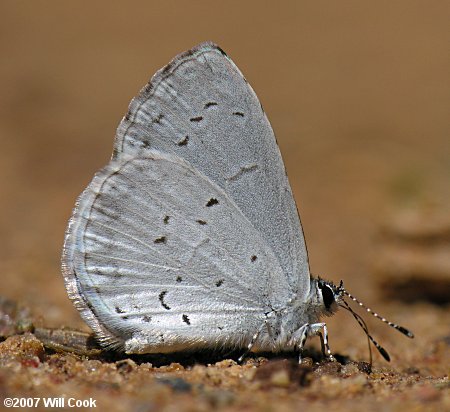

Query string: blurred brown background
[1,1,449,360]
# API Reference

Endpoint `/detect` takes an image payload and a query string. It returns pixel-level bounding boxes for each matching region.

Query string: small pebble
[270,369,290,387]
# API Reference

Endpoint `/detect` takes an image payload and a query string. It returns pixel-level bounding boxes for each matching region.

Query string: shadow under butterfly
[62,42,413,365]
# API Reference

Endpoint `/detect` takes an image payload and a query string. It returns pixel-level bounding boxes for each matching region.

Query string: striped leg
[291,323,335,364]
[238,321,268,363]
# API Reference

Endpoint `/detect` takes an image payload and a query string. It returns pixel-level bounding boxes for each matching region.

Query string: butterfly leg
[238,320,268,363]
[318,331,326,357]
[291,323,335,364]
[317,325,335,361]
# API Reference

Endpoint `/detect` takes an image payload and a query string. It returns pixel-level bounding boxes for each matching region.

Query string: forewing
[62,151,290,351]
[114,42,310,294]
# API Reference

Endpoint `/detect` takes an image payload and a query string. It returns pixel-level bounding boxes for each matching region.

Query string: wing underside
[114,42,310,293]
[63,151,290,352]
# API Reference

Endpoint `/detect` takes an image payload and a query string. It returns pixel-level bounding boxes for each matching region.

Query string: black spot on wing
[176,276,183,283]
[206,198,219,207]
[154,236,167,244]
[142,315,152,322]
[115,307,125,314]
[216,279,224,287]
[251,255,258,262]
[163,215,170,224]
[232,111,244,117]
[196,219,207,225]
[190,116,203,122]
[159,291,171,310]
[182,314,191,325]
[204,102,218,109]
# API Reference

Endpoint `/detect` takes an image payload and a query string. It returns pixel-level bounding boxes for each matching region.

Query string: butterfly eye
[321,284,335,311]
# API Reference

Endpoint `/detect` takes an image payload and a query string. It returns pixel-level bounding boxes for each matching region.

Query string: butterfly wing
[62,151,291,352]
[114,42,310,295]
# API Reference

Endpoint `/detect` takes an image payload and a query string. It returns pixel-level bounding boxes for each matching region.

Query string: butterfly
[62,42,413,363]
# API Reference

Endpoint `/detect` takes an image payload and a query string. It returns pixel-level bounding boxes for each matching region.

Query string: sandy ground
[0,2,449,411]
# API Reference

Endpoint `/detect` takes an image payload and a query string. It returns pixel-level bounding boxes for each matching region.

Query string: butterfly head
[316,277,344,316]
[313,276,414,363]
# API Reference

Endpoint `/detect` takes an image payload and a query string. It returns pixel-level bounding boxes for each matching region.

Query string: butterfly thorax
[255,277,342,351]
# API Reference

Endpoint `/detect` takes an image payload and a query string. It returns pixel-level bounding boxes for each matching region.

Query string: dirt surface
[1,2,449,411]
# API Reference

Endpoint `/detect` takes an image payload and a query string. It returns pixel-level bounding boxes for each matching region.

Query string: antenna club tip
[398,326,414,338]
[379,346,391,362]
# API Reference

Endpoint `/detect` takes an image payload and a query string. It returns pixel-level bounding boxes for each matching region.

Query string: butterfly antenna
[339,284,414,339]
[339,300,390,363]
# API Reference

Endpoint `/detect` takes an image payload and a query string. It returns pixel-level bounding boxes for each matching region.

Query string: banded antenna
[338,280,414,363]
